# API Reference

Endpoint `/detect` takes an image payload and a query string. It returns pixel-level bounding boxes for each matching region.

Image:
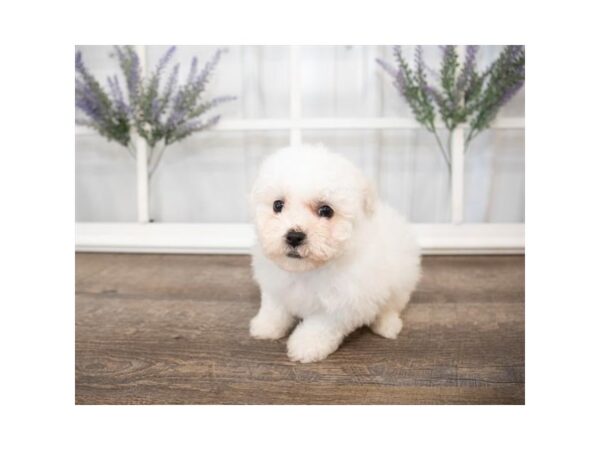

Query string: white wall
[75,45,524,224]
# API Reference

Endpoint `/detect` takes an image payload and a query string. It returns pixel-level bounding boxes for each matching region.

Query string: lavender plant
[377,45,525,169]
[75,46,236,177]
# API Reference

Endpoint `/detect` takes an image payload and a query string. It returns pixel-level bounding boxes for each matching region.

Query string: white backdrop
[75,45,524,224]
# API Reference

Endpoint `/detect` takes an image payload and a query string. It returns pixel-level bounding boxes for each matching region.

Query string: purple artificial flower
[439,45,457,73]
[456,45,479,94]
[77,45,235,149]
[75,51,87,77]
[374,46,407,97]
[167,49,229,129]
[505,45,523,59]
[187,56,198,84]
[114,46,141,104]
[75,74,105,124]
[166,98,186,129]
[164,63,180,98]
[208,95,237,108]
[128,50,141,99]
[427,85,446,109]
[193,48,226,93]
[391,46,407,90]
[415,46,425,70]
[76,85,103,122]
[156,46,176,75]
[185,115,221,132]
[151,97,161,121]
[440,45,454,65]
[498,80,524,107]
[107,75,129,117]
[414,46,431,98]
[75,52,109,124]
[375,57,397,78]
[497,46,525,106]
[376,53,405,96]
[171,115,221,142]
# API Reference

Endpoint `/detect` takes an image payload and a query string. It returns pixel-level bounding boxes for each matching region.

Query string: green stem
[126,142,136,160]
[147,144,153,165]
[464,127,478,153]
[149,142,168,178]
[431,127,451,171]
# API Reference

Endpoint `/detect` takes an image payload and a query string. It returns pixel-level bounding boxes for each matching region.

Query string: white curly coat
[250,144,421,363]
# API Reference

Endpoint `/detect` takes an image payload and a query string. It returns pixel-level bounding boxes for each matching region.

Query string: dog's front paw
[287,325,342,363]
[250,313,290,340]
[370,311,403,339]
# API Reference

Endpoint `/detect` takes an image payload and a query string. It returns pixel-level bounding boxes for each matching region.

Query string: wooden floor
[76,253,524,405]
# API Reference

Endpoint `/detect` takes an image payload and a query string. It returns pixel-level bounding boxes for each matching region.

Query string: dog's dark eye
[273,200,284,213]
[317,205,334,218]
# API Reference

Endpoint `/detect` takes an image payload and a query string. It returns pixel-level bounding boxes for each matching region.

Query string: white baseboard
[75,222,524,255]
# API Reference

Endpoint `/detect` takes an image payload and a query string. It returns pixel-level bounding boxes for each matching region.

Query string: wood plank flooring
[75,253,524,404]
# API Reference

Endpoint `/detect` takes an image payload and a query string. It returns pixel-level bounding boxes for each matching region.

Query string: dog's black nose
[285,230,306,247]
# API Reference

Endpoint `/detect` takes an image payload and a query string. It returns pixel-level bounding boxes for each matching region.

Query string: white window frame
[75,45,525,255]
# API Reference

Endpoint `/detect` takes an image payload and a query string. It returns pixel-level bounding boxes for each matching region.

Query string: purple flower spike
[194,48,226,92]
[107,75,129,117]
[156,46,176,74]
[210,95,237,107]
[162,63,180,101]
[375,58,397,78]
[428,85,445,109]
[414,46,431,98]
[128,50,140,98]
[187,57,198,83]
[457,45,479,93]
[75,51,86,75]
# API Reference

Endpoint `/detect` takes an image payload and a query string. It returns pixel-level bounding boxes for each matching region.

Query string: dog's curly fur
[250,144,421,363]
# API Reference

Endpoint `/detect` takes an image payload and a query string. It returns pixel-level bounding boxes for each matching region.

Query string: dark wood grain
[75,254,524,404]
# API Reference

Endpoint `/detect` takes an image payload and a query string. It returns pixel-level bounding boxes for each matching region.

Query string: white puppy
[249,144,421,363]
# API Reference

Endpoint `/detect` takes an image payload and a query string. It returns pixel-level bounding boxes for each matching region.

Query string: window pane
[300,45,524,120]
[302,129,451,223]
[301,46,378,117]
[150,131,289,222]
[75,45,121,83]
[146,45,290,119]
[301,45,443,119]
[464,129,525,222]
[75,134,137,222]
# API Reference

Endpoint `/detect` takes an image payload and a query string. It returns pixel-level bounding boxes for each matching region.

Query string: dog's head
[250,145,376,272]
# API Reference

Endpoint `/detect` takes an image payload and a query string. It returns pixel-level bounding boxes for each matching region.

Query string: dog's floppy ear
[363,178,376,217]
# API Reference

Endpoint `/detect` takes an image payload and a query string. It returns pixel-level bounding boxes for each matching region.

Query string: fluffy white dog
[249,144,421,363]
